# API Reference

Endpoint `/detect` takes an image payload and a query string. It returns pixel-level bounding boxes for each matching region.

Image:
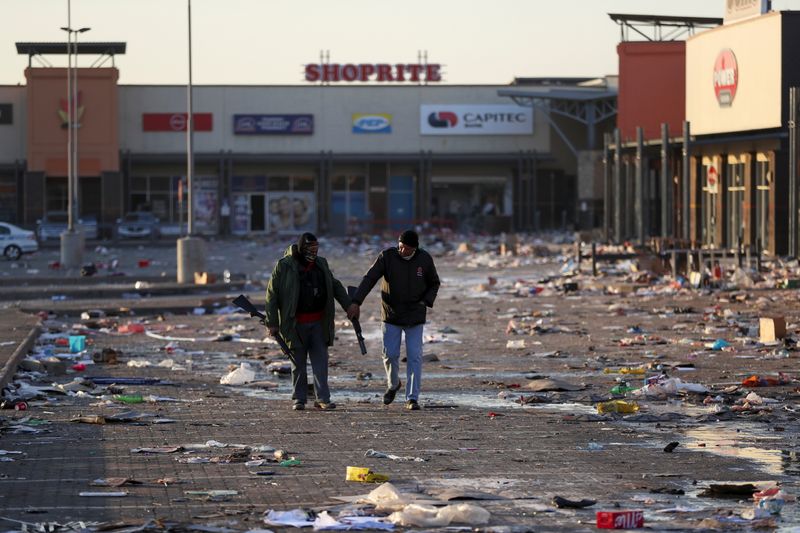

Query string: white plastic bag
[220,363,255,385]
[388,503,490,527]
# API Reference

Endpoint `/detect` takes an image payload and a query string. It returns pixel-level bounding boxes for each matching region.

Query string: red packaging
[118,323,145,334]
[138,259,150,268]
[596,510,644,529]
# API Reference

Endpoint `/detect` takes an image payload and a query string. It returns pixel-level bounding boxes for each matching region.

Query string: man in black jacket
[348,230,440,410]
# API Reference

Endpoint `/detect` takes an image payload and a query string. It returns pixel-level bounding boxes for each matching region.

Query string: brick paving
[1,257,800,530]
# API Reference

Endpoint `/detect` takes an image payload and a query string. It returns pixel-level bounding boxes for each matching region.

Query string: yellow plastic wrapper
[603,367,647,375]
[596,400,640,414]
[346,466,389,483]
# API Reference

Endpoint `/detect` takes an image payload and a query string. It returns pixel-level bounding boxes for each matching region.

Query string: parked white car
[0,222,39,260]
[36,212,99,241]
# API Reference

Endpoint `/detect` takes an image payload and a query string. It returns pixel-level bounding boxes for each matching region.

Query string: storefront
[7,49,613,235]
[685,10,800,254]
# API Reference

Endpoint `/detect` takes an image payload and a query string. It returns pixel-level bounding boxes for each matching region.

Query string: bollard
[592,243,598,277]
[685,250,692,276]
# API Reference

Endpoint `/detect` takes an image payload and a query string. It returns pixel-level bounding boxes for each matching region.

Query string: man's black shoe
[405,399,420,411]
[383,381,401,405]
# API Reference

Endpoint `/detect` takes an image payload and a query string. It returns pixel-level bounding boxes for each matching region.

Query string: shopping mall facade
[608,4,800,255]
[0,49,616,237]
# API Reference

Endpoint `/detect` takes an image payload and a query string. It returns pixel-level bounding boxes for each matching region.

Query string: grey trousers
[290,321,330,404]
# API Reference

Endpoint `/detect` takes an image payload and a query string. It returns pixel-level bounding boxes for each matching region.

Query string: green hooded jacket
[265,244,351,349]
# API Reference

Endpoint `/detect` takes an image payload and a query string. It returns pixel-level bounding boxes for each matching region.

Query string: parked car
[116,212,161,239]
[0,222,38,260]
[36,212,98,241]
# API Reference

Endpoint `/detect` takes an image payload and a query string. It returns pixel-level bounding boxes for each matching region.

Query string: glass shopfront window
[129,175,186,225]
[755,152,773,251]
[331,175,367,234]
[726,155,746,249]
[231,175,317,234]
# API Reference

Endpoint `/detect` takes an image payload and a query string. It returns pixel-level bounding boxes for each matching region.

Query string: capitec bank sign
[420,105,533,135]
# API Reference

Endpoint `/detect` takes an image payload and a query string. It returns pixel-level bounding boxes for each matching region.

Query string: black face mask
[304,251,317,263]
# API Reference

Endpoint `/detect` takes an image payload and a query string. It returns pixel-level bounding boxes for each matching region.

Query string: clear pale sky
[4,0,796,86]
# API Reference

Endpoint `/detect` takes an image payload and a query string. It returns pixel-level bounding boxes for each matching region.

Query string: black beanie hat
[399,229,419,248]
[298,232,317,251]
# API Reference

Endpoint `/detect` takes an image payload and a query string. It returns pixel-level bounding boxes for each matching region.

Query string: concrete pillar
[177,236,207,284]
[60,229,84,269]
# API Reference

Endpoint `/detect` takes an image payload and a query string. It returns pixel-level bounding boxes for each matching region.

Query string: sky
[3,0,797,86]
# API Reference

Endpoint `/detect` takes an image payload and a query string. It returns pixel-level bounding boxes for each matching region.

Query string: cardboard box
[759,317,786,343]
[194,272,217,285]
[596,510,644,529]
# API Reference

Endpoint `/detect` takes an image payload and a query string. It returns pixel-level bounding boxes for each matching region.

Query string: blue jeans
[382,323,424,402]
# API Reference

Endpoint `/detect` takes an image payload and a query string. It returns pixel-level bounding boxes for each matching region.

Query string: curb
[0,323,42,392]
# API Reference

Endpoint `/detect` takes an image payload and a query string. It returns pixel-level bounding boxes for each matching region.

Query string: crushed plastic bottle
[610,383,638,395]
[113,395,144,404]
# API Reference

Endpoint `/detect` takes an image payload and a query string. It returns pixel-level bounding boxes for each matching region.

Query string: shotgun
[232,294,293,358]
[347,286,368,355]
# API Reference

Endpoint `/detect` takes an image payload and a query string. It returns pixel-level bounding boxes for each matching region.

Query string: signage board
[725,0,769,24]
[233,114,313,135]
[686,12,781,135]
[707,166,719,193]
[305,63,442,83]
[142,113,213,132]
[713,49,738,107]
[0,104,11,125]
[352,113,392,134]
[420,105,533,135]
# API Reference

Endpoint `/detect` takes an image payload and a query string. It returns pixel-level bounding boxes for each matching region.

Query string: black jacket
[352,247,440,326]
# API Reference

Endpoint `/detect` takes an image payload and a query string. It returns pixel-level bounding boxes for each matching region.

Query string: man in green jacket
[266,233,351,411]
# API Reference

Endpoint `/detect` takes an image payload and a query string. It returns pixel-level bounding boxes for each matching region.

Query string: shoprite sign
[305,63,442,83]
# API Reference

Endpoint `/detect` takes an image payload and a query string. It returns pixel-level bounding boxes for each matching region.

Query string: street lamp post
[176,0,207,283]
[73,27,90,224]
[58,0,85,269]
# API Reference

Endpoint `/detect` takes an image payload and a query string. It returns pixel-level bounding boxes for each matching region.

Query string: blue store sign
[234,114,314,135]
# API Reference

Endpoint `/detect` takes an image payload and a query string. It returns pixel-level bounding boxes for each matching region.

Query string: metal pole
[661,123,669,238]
[603,132,611,241]
[635,127,644,245]
[614,128,622,243]
[789,87,797,257]
[187,0,195,236]
[682,121,691,243]
[73,30,81,223]
[65,11,73,231]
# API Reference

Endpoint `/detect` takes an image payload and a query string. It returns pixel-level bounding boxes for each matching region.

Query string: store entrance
[250,194,266,232]
[431,176,508,233]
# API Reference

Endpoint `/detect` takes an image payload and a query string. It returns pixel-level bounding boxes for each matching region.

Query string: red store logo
[713,49,738,107]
